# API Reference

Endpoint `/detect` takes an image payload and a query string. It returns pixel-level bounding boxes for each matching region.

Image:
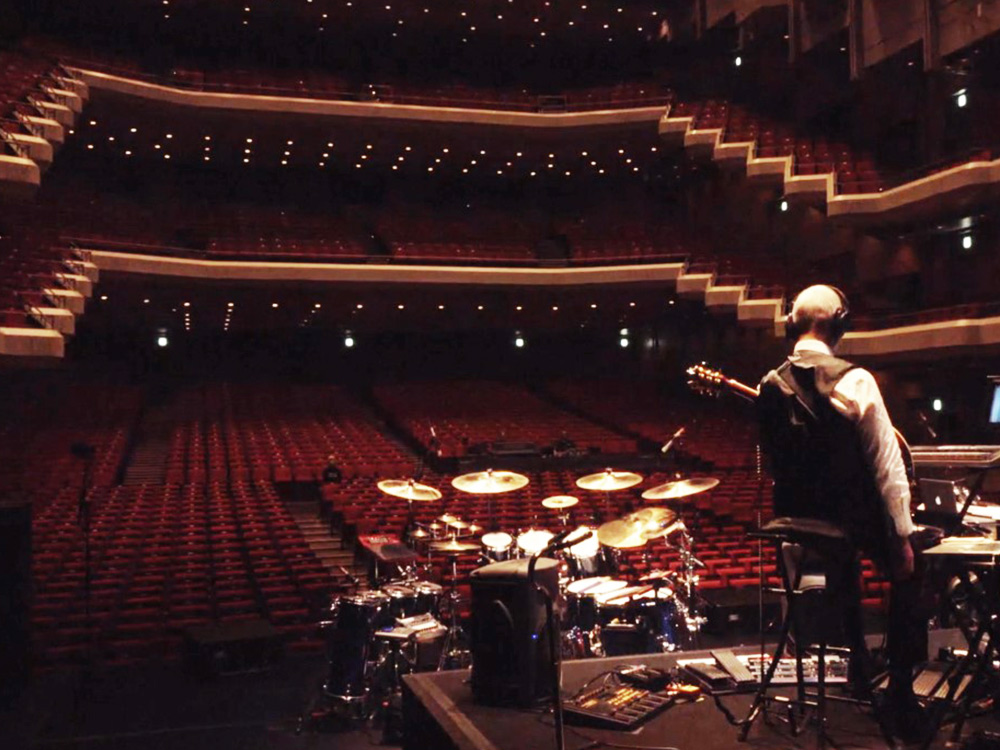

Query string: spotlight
[156,336,168,348]
[779,199,789,212]
[619,337,630,349]
[955,89,968,108]
[344,335,355,349]
[932,398,943,412]
[514,335,525,349]
[734,55,742,67]
[962,234,973,250]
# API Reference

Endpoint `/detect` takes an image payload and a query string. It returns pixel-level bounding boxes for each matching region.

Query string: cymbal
[640,477,719,501]
[451,469,530,494]
[410,528,431,539]
[377,478,443,502]
[575,469,643,492]
[596,519,648,549]
[629,507,679,540]
[438,513,459,524]
[447,520,471,530]
[468,523,483,534]
[429,539,481,555]
[541,495,579,510]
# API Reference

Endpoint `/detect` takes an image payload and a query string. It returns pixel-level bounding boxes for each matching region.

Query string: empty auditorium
[4,1,1000,749]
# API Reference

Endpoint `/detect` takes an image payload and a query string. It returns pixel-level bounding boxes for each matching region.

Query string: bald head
[789,285,849,346]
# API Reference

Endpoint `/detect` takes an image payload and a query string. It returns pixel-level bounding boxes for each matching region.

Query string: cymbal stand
[437,552,468,670]
[674,527,706,647]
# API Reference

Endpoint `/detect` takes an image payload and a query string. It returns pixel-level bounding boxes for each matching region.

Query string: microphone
[541,528,595,555]
[661,426,686,454]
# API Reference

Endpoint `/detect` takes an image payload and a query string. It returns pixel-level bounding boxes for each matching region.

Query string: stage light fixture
[734,55,743,67]
[514,335,525,349]
[344,335,355,348]
[619,337,630,348]
[956,89,968,108]
[932,398,943,412]
[779,199,789,212]
[962,234,974,250]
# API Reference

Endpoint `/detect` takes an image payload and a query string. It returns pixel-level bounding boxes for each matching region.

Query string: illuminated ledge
[838,317,1000,357]
[0,154,41,198]
[87,250,687,286]
[71,68,666,129]
[0,327,64,358]
[659,110,1000,223]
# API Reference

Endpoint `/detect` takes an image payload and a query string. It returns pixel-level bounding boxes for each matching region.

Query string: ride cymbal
[640,477,719,501]
[575,469,643,492]
[451,469,530,494]
[541,495,579,510]
[377,479,443,502]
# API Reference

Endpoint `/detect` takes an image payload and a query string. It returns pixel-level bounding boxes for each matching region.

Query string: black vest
[757,351,889,553]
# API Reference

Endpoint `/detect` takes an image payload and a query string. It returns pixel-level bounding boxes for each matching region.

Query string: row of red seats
[373,380,637,457]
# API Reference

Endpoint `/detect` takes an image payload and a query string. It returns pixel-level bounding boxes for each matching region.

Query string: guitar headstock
[686,363,726,398]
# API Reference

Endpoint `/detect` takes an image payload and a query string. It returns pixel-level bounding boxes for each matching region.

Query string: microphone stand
[527,550,565,750]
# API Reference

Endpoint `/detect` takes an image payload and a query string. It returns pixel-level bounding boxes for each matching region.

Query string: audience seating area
[32,481,332,666]
[165,383,414,484]
[0,49,61,119]
[374,380,637,457]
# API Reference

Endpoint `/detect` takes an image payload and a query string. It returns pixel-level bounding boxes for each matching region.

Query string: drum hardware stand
[438,551,469,669]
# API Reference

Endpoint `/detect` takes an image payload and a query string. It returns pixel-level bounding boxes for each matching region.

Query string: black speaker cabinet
[0,497,31,703]
[181,618,283,679]
[469,558,559,707]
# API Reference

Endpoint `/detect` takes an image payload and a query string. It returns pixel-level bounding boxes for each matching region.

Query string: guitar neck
[722,376,759,401]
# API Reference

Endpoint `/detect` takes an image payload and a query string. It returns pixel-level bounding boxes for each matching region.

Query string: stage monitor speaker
[469,558,559,707]
[0,496,31,704]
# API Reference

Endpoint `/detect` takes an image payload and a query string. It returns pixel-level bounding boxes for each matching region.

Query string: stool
[739,517,876,747]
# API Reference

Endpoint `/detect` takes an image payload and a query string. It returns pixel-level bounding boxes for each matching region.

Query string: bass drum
[596,586,679,654]
[565,577,628,633]
[323,590,390,699]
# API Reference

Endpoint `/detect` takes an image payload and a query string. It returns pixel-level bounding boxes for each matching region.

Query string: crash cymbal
[438,513,459,524]
[596,519,648,549]
[640,477,720,501]
[447,519,471,530]
[575,469,643,492]
[541,495,579,510]
[451,469,530,494]
[429,539,481,555]
[377,479,443,502]
[629,507,677,526]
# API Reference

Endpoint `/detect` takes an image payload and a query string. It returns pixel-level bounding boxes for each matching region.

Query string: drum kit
[317,467,719,724]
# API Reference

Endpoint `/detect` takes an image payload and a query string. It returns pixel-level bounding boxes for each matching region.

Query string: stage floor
[403,635,1000,750]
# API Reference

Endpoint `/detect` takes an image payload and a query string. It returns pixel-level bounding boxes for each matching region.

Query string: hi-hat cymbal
[640,477,719,501]
[451,469,530,494]
[377,479,443,502]
[596,519,648,549]
[429,539,481,555]
[576,469,643,492]
[541,495,579,510]
[410,528,431,539]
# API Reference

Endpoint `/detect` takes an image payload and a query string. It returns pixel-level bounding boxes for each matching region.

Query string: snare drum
[517,529,554,557]
[323,590,390,699]
[481,531,514,562]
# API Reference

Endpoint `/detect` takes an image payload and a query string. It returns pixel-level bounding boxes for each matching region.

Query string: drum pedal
[711,649,756,687]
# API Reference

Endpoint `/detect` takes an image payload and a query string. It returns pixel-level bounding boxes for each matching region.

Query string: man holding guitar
[755,285,926,742]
